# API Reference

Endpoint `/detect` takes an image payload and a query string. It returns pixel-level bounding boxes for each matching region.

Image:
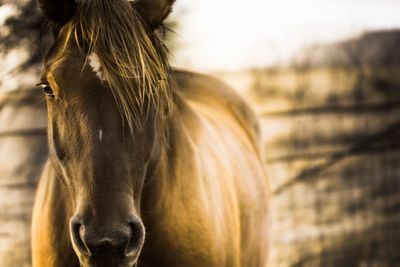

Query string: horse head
[37,0,174,266]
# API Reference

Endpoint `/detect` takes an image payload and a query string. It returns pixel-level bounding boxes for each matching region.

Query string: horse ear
[133,0,176,30]
[38,0,76,25]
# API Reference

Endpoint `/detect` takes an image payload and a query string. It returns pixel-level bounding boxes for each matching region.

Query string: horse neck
[140,85,181,189]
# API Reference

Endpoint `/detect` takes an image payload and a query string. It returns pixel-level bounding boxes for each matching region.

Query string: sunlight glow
[170,0,400,72]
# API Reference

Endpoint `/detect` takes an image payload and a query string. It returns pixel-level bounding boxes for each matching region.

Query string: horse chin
[78,253,138,267]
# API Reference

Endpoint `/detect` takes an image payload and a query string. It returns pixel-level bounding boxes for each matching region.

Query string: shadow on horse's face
[40,23,160,267]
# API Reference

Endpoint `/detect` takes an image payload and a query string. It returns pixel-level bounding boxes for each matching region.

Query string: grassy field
[218,66,400,266]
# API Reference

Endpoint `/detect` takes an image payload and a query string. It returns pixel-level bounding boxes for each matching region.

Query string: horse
[31,0,271,266]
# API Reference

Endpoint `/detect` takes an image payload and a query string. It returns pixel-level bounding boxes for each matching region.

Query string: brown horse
[31,0,271,266]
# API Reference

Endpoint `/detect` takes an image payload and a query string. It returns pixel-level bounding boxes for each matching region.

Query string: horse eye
[37,83,54,97]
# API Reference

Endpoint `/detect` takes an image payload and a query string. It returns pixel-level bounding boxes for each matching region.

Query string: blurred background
[1,0,400,266]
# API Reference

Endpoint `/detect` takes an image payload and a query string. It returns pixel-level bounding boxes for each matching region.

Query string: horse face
[38,1,175,265]
[41,30,157,266]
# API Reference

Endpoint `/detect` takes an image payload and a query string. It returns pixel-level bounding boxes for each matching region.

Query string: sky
[169,0,400,72]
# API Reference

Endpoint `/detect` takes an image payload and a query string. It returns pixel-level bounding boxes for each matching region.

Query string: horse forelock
[62,0,173,133]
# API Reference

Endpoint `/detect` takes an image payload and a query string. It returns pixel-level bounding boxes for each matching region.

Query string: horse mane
[63,0,173,132]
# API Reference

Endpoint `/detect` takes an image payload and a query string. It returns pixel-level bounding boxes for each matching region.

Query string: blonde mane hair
[62,0,173,132]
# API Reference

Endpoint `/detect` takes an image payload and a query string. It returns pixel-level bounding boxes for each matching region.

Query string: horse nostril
[70,217,144,259]
[70,219,92,256]
[86,236,128,256]
[124,220,145,257]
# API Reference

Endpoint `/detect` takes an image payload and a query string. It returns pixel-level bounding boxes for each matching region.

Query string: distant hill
[296,29,400,68]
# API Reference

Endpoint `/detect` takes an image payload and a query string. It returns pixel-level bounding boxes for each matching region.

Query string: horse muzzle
[70,217,145,267]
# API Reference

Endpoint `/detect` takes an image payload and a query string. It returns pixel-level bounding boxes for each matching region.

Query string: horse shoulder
[31,161,79,267]
[158,70,271,266]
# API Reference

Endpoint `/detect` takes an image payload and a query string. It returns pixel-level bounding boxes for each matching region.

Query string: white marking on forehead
[88,52,104,81]
[99,128,103,142]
